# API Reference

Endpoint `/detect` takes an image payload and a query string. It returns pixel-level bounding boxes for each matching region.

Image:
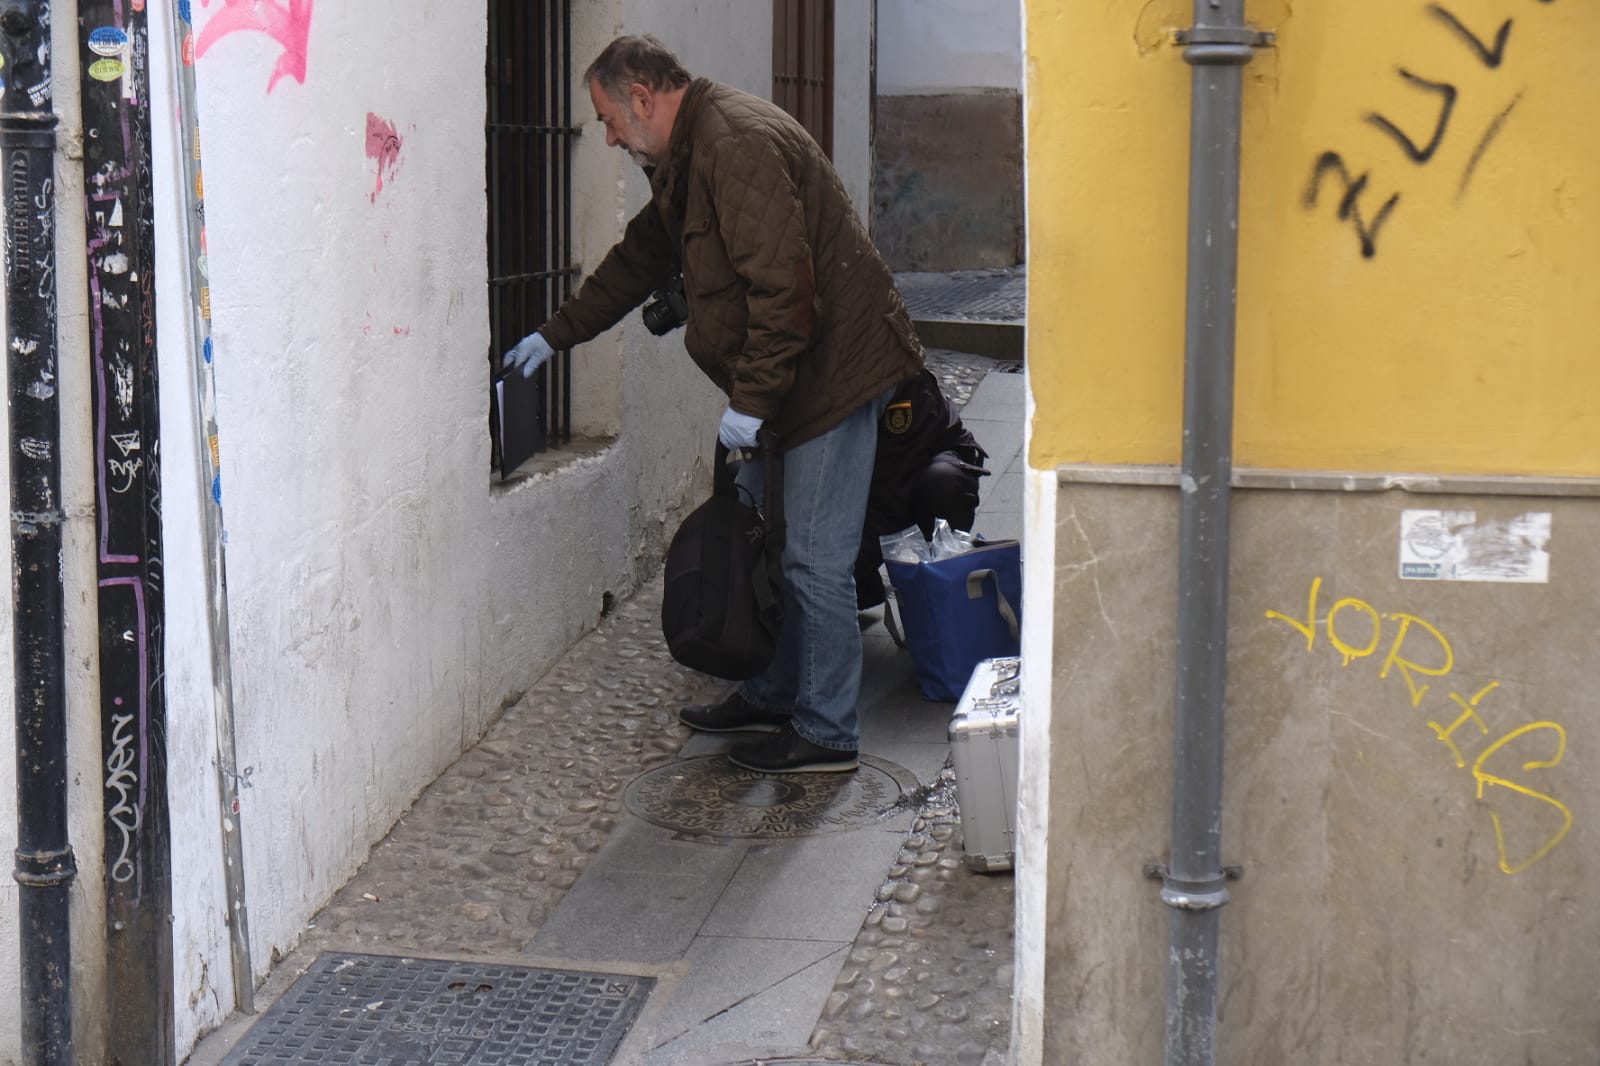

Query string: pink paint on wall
[365,113,404,203]
[195,0,314,93]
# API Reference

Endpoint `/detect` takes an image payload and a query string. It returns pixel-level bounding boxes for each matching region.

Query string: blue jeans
[735,390,892,751]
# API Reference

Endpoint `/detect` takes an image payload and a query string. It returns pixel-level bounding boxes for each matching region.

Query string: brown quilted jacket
[538,79,923,447]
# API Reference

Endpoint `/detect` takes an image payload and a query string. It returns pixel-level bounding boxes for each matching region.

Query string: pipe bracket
[1176,25,1274,66]
[1175,26,1275,47]
[1146,862,1242,911]
[13,846,78,888]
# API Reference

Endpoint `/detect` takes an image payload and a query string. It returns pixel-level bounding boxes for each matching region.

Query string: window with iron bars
[487,0,579,477]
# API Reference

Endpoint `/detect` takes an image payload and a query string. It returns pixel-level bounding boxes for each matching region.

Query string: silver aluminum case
[949,656,1021,873]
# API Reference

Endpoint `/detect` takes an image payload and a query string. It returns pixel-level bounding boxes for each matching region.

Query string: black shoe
[728,723,858,774]
[678,691,790,733]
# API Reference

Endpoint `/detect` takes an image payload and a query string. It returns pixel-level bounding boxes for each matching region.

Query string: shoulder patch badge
[885,401,913,435]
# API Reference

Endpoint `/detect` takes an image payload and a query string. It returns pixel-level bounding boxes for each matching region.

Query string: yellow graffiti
[1264,577,1572,875]
[1472,722,1573,876]
[1328,597,1382,665]
[1264,575,1320,651]
[1429,681,1497,768]
[1378,614,1454,707]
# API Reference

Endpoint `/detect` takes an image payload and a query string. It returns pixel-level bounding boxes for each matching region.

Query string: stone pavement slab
[961,370,1027,546]
[699,830,913,942]
[633,938,849,1065]
[528,818,750,965]
[632,935,847,1054]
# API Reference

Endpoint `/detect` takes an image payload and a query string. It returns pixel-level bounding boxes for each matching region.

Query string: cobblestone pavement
[254,349,1017,1066]
[809,769,1015,1066]
[925,347,1017,409]
[282,597,725,964]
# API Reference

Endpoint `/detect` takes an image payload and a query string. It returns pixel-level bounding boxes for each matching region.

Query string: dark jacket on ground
[538,78,923,447]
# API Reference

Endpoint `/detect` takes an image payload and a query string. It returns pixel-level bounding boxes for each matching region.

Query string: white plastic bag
[879,525,931,564]
[929,517,978,561]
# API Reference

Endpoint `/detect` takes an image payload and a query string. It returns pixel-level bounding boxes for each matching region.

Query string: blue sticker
[211,473,221,504]
[88,26,129,56]
[203,336,213,363]
[178,0,192,25]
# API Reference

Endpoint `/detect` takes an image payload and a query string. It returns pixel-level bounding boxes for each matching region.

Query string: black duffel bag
[660,433,786,680]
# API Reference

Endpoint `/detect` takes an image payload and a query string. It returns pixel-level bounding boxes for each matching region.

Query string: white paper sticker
[1399,510,1551,583]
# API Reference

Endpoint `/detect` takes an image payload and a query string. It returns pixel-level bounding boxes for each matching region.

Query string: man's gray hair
[585,35,692,100]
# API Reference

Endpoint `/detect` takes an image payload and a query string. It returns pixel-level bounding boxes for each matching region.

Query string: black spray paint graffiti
[82,2,169,903]
[83,4,178,1059]
[1304,2,1550,259]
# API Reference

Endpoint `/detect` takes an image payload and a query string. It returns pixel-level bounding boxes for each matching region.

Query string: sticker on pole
[88,27,130,56]
[1399,510,1551,583]
[88,58,125,82]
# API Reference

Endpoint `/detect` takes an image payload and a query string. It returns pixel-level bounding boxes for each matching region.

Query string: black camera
[641,273,688,335]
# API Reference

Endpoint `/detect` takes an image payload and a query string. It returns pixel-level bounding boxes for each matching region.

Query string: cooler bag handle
[966,568,1020,640]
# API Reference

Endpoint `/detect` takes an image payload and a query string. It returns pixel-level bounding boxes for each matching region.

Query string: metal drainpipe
[2,2,76,1064]
[1162,4,1267,1066]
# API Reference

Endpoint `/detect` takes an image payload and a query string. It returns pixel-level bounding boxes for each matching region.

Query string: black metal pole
[77,1,176,1060]
[2,2,76,1064]
[1163,3,1261,1066]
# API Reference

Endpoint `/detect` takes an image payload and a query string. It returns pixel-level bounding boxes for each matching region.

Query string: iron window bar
[487,0,577,476]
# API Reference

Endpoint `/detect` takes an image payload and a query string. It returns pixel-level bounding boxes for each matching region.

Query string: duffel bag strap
[966,568,1020,640]
[745,429,785,635]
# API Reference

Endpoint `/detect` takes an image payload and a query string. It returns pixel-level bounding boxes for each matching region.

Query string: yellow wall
[1027,1,1600,476]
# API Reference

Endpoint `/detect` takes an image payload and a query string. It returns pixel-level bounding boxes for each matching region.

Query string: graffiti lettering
[1366,69,1457,164]
[1304,2,1549,256]
[195,0,314,93]
[1457,90,1523,203]
[105,710,141,884]
[1377,613,1454,706]
[1265,577,1572,874]
[1472,722,1572,875]
[109,458,143,494]
[111,349,135,419]
[1303,153,1400,260]
[1429,680,1496,766]
[1427,4,1512,68]
[34,178,55,301]
[1327,597,1383,664]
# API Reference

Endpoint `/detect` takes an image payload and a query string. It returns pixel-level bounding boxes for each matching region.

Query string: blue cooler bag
[884,539,1022,701]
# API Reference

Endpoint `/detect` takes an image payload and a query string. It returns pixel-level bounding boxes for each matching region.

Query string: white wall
[878,0,1023,94]
[1,2,877,1060]
[170,0,712,1036]
[834,0,874,224]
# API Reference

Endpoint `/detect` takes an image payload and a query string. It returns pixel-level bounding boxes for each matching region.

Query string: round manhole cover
[623,754,919,840]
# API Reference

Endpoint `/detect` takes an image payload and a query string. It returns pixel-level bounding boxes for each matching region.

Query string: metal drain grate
[221,953,652,1065]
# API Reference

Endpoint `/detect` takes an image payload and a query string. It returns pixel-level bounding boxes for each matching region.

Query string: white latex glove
[718,407,763,449]
[502,331,555,378]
